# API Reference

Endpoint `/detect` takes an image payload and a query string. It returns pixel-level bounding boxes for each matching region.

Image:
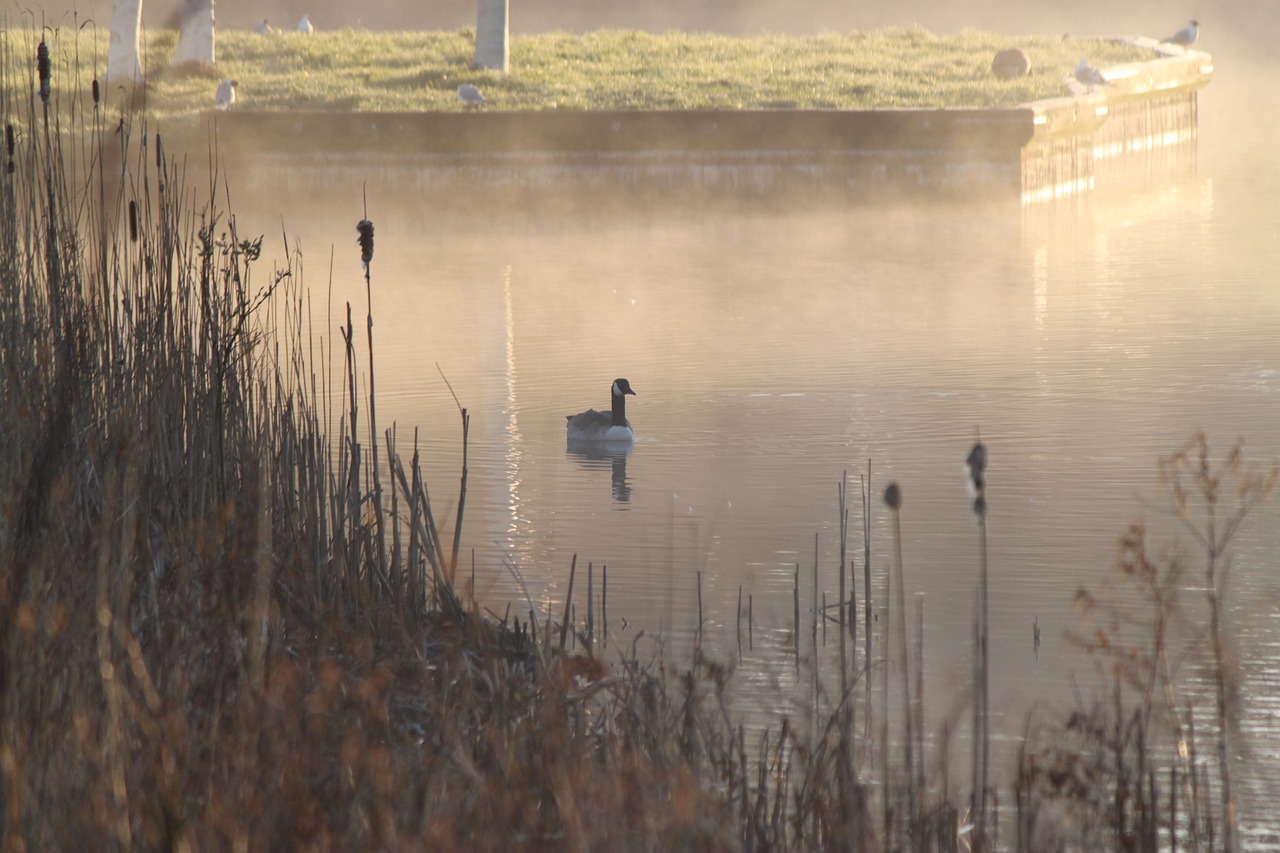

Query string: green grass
[6,25,1155,123]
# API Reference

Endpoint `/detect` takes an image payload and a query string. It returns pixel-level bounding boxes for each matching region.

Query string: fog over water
[35,0,1276,838]
[231,53,1278,839]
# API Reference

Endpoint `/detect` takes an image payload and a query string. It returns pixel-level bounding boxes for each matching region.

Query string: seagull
[297,14,314,35]
[215,79,237,110]
[253,18,272,35]
[1074,59,1111,91]
[1161,19,1199,48]
[457,83,486,108]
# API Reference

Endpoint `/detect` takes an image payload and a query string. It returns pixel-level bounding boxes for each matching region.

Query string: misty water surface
[227,46,1280,845]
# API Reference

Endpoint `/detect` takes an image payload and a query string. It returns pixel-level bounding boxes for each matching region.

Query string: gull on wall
[457,83,486,108]
[215,78,237,110]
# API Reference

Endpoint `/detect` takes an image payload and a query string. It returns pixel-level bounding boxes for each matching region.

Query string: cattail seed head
[5,123,13,157]
[356,219,374,268]
[92,78,100,106]
[128,200,138,243]
[37,41,50,105]
[965,441,987,497]
[883,482,902,510]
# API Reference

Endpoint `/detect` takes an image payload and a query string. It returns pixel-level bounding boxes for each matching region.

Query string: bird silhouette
[1074,59,1111,91]
[457,83,486,108]
[1162,20,1199,48]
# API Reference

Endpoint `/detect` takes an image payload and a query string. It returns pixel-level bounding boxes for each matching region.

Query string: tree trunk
[171,0,216,67]
[107,0,145,84]
[472,0,509,72]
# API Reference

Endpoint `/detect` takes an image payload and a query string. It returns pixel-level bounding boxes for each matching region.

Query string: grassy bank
[3,25,1156,122]
[2,39,1268,852]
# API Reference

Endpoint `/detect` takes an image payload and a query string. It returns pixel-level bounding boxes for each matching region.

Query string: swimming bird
[297,14,314,35]
[215,79,237,110]
[1161,19,1199,48]
[1074,59,1111,90]
[457,83,486,108]
[566,379,636,442]
[253,18,273,35]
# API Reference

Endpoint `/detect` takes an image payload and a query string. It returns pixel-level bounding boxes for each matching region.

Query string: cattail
[5,123,12,174]
[883,482,902,510]
[92,78,99,106]
[356,219,374,268]
[37,41,50,105]
[129,200,138,243]
[966,441,987,516]
[156,133,163,170]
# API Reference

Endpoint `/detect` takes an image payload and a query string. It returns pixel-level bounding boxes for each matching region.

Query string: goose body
[567,379,636,442]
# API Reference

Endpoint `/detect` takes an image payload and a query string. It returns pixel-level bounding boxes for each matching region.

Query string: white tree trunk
[107,0,145,84]
[473,0,509,72]
[171,0,216,67]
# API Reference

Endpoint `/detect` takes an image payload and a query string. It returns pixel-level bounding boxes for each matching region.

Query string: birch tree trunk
[171,0,216,67]
[107,0,145,84]
[472,0,509,71]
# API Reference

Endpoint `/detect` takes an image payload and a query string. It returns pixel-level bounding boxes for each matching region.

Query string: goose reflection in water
[566,440,633,503]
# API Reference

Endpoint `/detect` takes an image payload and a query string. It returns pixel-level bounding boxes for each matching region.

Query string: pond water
[229,50,1280,843]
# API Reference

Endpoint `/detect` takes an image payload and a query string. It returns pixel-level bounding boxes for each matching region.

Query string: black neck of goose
[611,392,627,426]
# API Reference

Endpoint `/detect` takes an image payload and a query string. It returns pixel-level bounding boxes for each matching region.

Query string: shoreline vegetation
[1,25,1157,123]
[2,28,1273,852]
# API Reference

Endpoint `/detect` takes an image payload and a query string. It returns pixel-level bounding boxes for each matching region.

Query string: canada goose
[566,379,636,442]
[215,79,238,110]
[1162,19,1199,48]
[457,83,486,108]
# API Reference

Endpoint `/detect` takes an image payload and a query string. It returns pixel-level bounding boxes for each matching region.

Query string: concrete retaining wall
[199,40,1210,204]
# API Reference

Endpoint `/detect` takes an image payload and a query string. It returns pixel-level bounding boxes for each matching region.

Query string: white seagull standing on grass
[1074,59,1111,90]
[297,14,314,35]
[457,83,486,108]
[1162,19,1199,48]
[215,79,238,110]
[253,18,272,35]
